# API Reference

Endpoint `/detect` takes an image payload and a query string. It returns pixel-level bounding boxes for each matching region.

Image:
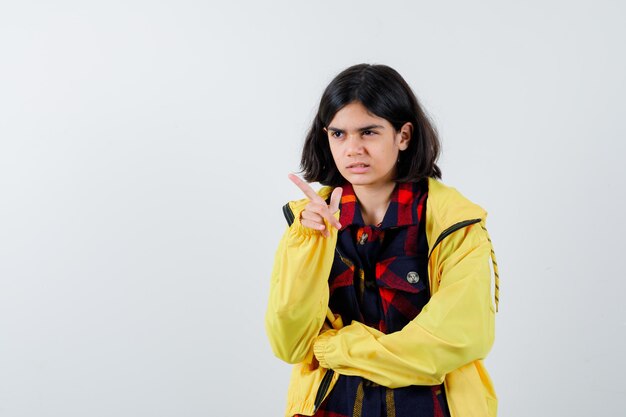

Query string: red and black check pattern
[330,180,430,334]
[299,179,450,417]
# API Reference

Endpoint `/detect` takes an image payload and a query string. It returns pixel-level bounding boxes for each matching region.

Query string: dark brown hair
[300,63,442,186]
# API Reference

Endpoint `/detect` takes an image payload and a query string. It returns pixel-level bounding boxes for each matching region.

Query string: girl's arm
[312,222,496,387]
[264,205,340,364]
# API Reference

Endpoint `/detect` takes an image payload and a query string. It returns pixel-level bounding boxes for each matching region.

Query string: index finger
[288,173,323,202]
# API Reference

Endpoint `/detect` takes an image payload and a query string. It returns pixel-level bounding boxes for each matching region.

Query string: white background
[1,1,625,416]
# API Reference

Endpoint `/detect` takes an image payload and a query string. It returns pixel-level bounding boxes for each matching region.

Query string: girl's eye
[331,131,343,138]
[363,130,376,136]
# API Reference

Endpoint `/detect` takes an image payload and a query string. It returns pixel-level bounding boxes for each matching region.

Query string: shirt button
[359,233,368,245]
[407,271,419,284]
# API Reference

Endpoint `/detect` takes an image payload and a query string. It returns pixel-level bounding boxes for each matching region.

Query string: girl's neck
[353,181,397,226]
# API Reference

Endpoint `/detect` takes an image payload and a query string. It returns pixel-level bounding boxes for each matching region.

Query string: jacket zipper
[428,218,482,260]
[313,369,334,411]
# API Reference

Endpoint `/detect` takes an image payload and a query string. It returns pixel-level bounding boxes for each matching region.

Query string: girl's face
[324,101,412,189]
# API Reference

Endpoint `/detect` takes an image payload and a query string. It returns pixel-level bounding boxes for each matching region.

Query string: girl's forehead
[328,102,389,128]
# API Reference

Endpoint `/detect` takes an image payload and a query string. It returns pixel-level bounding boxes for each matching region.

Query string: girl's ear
[398,122,413,151]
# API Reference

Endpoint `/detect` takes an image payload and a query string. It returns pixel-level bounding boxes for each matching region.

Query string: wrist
[313,329,338,369]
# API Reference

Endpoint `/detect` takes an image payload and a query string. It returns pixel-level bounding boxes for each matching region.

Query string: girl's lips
[346,164,370,174]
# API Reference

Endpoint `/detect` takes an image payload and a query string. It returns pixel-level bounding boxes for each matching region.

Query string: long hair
[301,64,442,186]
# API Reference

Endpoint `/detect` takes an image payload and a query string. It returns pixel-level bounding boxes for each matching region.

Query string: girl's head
[300,63,442,187]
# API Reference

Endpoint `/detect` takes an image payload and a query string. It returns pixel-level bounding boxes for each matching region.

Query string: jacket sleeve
[265,208,339,364]
[312,223,496,387]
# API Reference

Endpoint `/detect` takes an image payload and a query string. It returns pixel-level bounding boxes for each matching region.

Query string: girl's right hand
[288,173,343,238]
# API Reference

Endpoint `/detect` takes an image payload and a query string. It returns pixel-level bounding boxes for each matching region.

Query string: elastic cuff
[313,331,336,369]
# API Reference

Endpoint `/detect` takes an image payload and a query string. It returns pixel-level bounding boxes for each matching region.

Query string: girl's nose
[345,134,364,156]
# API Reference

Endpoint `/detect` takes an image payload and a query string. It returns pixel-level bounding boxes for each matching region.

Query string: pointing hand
[288,173,343,238]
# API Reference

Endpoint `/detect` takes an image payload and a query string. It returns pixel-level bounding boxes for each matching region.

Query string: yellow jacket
[265,178,500,417]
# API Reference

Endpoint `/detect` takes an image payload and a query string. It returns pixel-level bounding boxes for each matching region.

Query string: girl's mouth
[346,163,370,173]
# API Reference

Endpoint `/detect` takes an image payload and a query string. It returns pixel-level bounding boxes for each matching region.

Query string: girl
[265,64,499,417]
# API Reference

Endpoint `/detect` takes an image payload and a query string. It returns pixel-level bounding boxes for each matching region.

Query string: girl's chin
[345,177,386,187]
[342,174,370,184]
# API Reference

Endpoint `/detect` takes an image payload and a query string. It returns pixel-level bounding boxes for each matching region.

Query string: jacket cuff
[313,330,338,369]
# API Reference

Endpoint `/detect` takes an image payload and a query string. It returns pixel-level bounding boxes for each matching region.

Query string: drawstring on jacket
[480,224,500,312]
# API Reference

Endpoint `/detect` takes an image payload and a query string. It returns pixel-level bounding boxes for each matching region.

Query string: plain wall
[1,0,625,416]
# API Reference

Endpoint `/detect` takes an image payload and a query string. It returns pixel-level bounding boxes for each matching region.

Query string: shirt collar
[337,179,428,230]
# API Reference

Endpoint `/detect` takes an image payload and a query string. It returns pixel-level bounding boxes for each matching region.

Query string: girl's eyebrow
[327,124,385,132]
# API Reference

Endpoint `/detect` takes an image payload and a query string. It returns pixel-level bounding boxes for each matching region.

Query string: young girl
[265,64,500,417]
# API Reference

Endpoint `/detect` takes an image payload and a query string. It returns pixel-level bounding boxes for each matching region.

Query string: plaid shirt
[302,179,450,417]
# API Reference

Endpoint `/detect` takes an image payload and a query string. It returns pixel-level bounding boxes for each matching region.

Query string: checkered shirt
[300,179,450,417]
